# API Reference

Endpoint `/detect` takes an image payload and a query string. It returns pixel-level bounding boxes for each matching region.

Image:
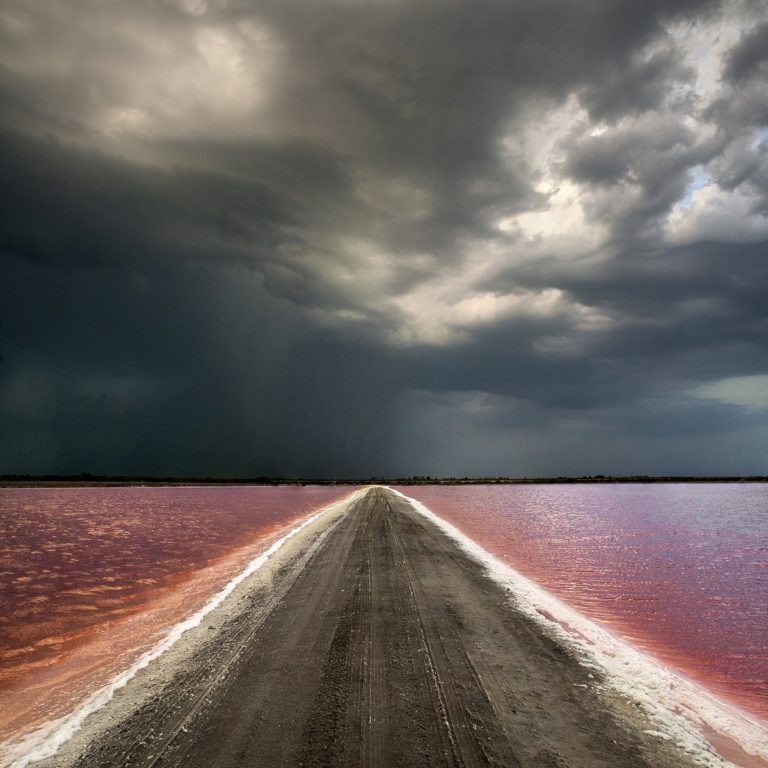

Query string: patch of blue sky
[680,165,710,208]
[751,127,768,149]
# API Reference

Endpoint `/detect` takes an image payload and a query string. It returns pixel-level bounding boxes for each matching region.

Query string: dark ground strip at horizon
[60,488,700,768]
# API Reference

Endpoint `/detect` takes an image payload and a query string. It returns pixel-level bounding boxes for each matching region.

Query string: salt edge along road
[19,486,752,768]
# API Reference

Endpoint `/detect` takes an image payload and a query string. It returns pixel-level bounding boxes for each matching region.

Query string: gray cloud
[1,0,767,476]
[724,19,768,81]
[578,46,694,123]
[0,131,299,268]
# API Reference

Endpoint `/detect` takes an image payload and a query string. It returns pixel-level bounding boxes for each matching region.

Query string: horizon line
[2,473,767,486]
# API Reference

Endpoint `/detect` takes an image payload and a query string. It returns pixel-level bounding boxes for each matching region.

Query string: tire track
[45,487,704,768]
[382,496,520,768]
[143,514,347,768]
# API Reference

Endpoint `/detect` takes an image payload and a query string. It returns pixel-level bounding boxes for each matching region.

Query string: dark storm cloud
[471,239,768,426]
[0,131,297,268]
[578,47,693,123]
[563,121,698,187]
[241,0,718,254]
[707,17,768,130]
[1,0,767,476]
[724,20,768,81]
[0,253,401,476]
[560,115,724,242]
[391,388,768,477]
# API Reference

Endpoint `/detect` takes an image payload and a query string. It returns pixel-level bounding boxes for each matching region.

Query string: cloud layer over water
[1,0,767,476]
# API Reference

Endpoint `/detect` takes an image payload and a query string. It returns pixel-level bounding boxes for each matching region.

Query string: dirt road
[45,487,703,768]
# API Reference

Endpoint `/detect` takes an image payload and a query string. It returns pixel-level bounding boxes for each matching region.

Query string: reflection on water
[396,483,768,722]
[0,485,351,742]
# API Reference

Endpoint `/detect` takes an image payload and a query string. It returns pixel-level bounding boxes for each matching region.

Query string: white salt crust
[1,489,364,768]
[389,487,768,768]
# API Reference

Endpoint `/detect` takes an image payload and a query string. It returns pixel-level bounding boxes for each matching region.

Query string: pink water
[396,483,768,724]
[0,485,353,743]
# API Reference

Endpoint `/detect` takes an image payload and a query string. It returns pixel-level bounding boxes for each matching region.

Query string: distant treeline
[1,473,767,487]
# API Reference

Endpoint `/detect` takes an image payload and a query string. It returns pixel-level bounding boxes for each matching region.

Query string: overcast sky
[1,0,767,477]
